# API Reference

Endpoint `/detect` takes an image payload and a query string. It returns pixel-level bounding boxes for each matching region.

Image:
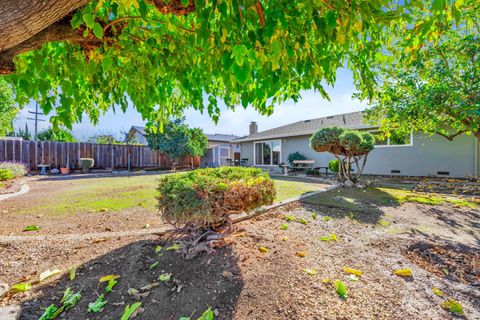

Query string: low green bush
[0,161,28,178]
[328,159,339,173]
[79,158,95,172]
[158,167,276,227]
[0,169,14,181]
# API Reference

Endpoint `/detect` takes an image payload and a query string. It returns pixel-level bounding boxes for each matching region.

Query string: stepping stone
[0,306,20,320]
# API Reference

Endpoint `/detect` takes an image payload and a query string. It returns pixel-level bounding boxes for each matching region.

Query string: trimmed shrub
[0,169,14,181]
[0,161,28,178]
[328,159,339,173]
[79,158,95,172]
[158,167,276,227]
[287,152,307,166]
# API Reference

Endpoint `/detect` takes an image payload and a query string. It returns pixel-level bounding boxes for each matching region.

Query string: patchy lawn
[0,173,328,236]
[2,186,478,319]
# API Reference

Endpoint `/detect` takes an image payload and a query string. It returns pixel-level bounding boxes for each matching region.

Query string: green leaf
[10,282,32,294]
[198,307,215,320]
[138,1,148,18]
[23,225,40,231]
[232,63,250,86]
[325,11,338,28]
[155,245,162,253]
[334,280,348,299]
[181,0,189,6]
[82,13,95,29]
[441,299,464,315]
[121,302,142,320]
[280,223,288,230]
[105,279,118,293]
[393,268,412,277]
[39,304,59,320]
[432,287,443,297]
[149,261,159,269]
[60,288,81,310]
[93,23,103,39]
[158,273,171,282]
[165,243,181,251]
[99,274,120,282]
[311,212,317,220]
[88,294,108,313]
[69,267,77,281]
[231,45,248,66]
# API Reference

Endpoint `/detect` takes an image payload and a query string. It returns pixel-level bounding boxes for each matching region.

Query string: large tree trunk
[0,0,89,51]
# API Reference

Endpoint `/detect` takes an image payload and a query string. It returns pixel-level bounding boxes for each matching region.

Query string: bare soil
[1,197,479,319]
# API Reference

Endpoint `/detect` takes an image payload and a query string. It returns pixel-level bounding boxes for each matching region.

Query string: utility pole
[27,102,45,140]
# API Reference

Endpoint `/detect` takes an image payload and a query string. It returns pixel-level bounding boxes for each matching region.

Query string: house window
[254,140,281,165]
[373,131,413,147]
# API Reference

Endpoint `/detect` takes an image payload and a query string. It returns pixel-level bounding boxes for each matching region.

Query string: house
[201,134,241,168]
[128,126,240,167]
[233,111,480,178]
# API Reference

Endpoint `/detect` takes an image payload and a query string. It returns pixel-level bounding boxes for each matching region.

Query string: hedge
[157,167,276,227]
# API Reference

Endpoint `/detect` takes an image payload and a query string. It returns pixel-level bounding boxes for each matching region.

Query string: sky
[13,68,368,140]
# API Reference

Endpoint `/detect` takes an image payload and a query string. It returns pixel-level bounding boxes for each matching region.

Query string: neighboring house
[128,126,240,167]
[233,111,480,178]
[202,134,241,168]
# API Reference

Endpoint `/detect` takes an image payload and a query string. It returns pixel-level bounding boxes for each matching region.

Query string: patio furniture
[289,160,315,175]
[240,158,249,166]
[37,164,50,175]
[315,166,329,176]
[225,158,233,166]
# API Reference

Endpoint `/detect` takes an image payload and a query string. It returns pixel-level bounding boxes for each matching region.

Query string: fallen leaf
[432,287,444,297]
[121,302,142,320]
[142,224,150,229]
[154,245,162,253]
[149,261,159,270]
[23,225,40,232]
[258,246,268,253]
[88,294,108,313]
[105,279,118,293]
[68,267,77,281]
[10,282,32,294]
[319,234,338,242]
[298,218,309,225]
[441,299,464,315]
[282,236,288,241]
[303,268,317,276]
[158,273,171,282]
[39,269,62,281]
[323,216,331,222]
[99,274,120,283]
[311,212,317,220]
[280,224,288,230]
[348,274,359,282]
[342,267,363,277]
[165,243,181,251]
[393,268,412,277]
[295,251,307,258]
[321,278,331,284]
[334,280,348,299]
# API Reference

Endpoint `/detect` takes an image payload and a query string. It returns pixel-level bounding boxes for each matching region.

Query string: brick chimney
[249,122,258,135]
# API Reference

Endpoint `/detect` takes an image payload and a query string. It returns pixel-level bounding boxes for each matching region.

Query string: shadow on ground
[301,187,402,224]
[271,175,330,185]
[18,238,243,320]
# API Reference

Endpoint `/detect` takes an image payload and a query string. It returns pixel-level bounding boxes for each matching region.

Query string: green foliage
[334,280,348,299]
[287,152,306,166]
[88,294,108,313]
[158,167,275,227]
[6,0,476,129]
[121,302,142,320]
[0,161,28,177]
[310,127,374,183]
[148,118,208,166]
[39,305,59,320]
[0,169,14,181]
[23,225,41,231]
[328,159,339,173]
[79,158,95,171]
[0,78,16,137]
[366,10,480,141]
[36,128,76,142]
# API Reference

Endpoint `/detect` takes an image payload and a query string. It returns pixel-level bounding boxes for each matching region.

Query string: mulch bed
[404,242,480,286]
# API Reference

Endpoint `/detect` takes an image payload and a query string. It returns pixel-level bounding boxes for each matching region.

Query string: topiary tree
[310,127,374,185]
[147,118,208,170]
[36,127,76,142]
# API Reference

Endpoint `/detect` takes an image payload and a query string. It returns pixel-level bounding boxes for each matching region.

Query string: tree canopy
[1,0,478,129]
[36,127,77,142]
[147,118,208,167]
[366,30,480,141]
[0,78,17,137]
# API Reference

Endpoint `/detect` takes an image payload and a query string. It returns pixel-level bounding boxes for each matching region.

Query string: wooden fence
[0,139,199,171]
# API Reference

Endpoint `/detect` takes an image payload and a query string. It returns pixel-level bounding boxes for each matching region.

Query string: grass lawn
[15,174,327,216]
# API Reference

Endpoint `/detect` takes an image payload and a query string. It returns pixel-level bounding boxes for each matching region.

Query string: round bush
[0,169,14,181]
[309,127,345,152]
[328,159,339,173]
[79,158,95,171]
[158,167,276,227]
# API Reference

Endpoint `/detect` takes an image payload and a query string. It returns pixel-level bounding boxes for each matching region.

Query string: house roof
[205,133,239,142]
[233,111,374,143]
[130,126,238,142]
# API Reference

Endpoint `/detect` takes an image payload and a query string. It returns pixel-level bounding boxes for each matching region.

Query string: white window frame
[373,131,414,148]
[253,140,282,166]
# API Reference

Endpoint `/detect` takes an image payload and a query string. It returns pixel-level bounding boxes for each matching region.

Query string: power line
[27,102,45,140]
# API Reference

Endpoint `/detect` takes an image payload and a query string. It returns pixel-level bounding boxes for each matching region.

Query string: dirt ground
[1,187,479,319]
